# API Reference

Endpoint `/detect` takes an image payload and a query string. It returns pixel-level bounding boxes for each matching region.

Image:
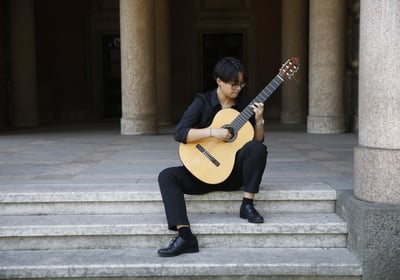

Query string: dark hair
[213,57,247,84]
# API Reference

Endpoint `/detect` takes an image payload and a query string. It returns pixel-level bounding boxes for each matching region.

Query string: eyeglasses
[228,83,246,90]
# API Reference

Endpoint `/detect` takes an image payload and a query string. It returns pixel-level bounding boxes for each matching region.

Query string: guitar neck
[231,75,284,130]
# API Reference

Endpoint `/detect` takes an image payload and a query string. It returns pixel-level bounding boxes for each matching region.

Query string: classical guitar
[179,57,300,184]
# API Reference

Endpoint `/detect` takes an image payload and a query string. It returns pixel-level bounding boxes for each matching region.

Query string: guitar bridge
[196,144,220,167]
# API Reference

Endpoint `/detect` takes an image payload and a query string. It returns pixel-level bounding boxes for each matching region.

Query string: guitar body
[179,108,254,184]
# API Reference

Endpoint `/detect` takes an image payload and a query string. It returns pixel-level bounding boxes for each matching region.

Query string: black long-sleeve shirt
[174,89,256,143]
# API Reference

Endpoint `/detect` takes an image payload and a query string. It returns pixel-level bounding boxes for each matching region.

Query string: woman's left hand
[251,102,264,122]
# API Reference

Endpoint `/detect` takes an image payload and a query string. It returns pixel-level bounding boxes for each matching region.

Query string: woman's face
[217,72,246,99]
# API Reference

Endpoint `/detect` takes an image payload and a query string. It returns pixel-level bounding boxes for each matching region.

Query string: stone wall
[336,191,400,280]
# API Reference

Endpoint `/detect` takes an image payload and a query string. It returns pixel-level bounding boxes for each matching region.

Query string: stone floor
[0,121,358,192]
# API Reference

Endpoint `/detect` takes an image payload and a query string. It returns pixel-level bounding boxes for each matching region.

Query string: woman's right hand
[210,128,232,141]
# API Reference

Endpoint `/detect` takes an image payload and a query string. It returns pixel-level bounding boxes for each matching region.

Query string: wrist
[256,119,264,126]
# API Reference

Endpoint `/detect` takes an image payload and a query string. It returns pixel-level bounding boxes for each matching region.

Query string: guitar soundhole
[221,125,237,142]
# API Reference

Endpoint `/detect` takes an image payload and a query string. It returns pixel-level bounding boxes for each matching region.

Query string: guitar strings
[229,76,283,132]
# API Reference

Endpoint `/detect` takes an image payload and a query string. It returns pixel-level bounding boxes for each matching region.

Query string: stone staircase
[0,182,362,279]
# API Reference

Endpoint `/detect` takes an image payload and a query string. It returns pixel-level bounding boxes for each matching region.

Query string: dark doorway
[202,33,243,91]
[102,35,121,118]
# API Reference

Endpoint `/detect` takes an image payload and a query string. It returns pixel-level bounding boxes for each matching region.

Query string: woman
[158,57,268,257]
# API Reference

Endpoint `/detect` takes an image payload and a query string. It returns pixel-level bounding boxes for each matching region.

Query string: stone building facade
[0,0,399,279]
[0,0,360,132]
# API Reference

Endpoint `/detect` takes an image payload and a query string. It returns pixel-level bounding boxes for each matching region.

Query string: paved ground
[0,121,358,191]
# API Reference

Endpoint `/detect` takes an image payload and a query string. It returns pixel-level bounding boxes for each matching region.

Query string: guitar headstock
[278,57,300,80]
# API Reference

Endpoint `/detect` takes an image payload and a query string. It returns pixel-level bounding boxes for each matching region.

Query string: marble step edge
[0,213,347,237]
[0,248,362,279]
[0,182,337,202]
[0,199,336,216]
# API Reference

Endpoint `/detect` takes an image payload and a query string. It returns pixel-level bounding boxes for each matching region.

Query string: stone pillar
[307,0,346,133]
[9,0,38,127]
[337,2,400,279]
[355,0,400,205]
[120,0,157,135]
[280,0,308,124]
[155,0,171,125]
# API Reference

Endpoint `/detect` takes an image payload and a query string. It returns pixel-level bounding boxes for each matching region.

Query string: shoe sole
[158,247,199,257]
[240,214,264,223]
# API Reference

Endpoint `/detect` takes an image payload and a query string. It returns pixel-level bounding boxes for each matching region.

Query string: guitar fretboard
[230,75,284,131]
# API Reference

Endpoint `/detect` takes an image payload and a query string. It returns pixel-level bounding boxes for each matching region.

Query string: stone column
[307,0,346,133]
[338,2,400,279]
[9,0,38,127]
[280,0,308,124]
[355,0,400,205]
[155,0,171,125]
[120,0,157,135]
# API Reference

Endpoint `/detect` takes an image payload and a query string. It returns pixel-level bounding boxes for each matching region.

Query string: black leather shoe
[240,204,264,223]
[157,235,199,257]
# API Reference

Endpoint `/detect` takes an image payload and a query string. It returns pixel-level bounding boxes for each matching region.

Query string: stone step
[0,213,347,250]
[0,182,336,215]
[0,247,362,279]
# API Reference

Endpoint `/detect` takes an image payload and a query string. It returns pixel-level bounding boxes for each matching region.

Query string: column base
[307,115,345,133]
[354,146,400,205]
[121,117,158,135]
[336,191,400,280]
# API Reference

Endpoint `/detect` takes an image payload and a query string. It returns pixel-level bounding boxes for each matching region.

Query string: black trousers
[158,140,268,230]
